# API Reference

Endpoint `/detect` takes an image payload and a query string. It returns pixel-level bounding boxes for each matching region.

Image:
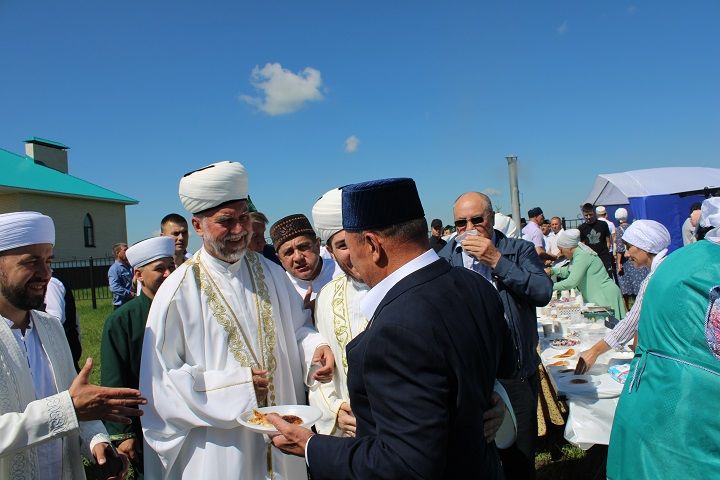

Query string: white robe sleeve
[0,390,78,456]
[79,420,111,458]
[308,379,345,435]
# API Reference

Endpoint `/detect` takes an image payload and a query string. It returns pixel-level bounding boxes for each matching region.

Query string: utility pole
[506,155,521,231]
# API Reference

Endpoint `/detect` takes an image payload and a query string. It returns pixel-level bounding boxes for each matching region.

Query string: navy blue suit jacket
[307,259,517,479]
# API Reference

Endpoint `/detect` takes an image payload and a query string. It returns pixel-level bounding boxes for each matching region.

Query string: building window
[84,214,95,247]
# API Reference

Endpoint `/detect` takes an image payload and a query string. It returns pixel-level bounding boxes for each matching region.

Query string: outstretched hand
[311,345,335,383]
[267,414,314,457]
[69,358,147,424]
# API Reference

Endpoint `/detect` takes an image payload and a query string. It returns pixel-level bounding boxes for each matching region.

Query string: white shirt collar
[360,249,439,320]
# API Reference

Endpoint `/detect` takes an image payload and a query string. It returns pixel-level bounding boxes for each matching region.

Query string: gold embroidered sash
[331,277,368,374]
[191,250,278,406]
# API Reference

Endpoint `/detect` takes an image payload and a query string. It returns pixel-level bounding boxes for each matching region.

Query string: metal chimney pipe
[506,155,521,232]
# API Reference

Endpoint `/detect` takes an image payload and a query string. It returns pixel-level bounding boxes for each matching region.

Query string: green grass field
[76,297,604,478]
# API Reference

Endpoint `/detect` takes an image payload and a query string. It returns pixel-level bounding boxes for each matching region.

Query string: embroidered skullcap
[621,220,671,254]
[614,208,628,220]
[556,229,581,248]
[494,213,519,239]
[311,188,343,243]
[179,161,248,214]
[270,214,316,250]
[699,197,720,228]
[126,236,175,268]
[527,207,543,218]
[342,178,424,231]
[595,206,607,215]
[0,212,54,252]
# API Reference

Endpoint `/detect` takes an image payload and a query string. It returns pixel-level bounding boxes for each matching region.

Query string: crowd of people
[1,160,719,480]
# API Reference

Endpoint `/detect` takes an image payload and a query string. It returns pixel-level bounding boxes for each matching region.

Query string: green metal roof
[0,147,138,205]
[24,137,70,149]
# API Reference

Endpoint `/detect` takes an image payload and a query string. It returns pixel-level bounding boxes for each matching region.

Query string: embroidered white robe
[308,274,369,435]
[0,311,109,480]
[140,248,326,479]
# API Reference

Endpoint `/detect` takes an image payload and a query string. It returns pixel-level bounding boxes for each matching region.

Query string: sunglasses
[454,216,485,228]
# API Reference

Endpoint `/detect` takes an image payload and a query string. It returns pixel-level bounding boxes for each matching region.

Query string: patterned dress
[615,222,649,296]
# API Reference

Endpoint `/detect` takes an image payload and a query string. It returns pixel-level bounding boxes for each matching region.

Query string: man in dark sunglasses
[438,191,553,480]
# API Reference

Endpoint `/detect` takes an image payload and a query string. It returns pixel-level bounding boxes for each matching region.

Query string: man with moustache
[0,212,146,479]
[139,161,335,480]
[159,213,190,267]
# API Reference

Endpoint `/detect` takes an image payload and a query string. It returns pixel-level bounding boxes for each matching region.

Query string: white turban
[621,220,671,254]
[614,208,628,220]
[494,213,519,239]
[0,212,55,252]
[557,229,581,248]
[699,197,720,228]
[179,161,248,214]
[126,236,175,268]
[312,188,343,243]
[595,206,607,215]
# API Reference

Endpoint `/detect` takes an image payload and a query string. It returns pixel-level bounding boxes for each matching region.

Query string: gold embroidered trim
[246,251,278,406]
[331,277,352,373]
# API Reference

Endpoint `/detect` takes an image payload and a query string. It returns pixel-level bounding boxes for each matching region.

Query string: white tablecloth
[538,324,633,450]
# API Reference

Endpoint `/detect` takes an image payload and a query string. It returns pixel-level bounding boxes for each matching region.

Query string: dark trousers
[498,372,539,479]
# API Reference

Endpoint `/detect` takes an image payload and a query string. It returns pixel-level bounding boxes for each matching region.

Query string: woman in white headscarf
[614,209,649,310]
[575,220,671,373]
[550,229,627,320]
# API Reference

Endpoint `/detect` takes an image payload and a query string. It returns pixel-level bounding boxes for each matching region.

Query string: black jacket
[438,230,553,379]
[308,259,516,479]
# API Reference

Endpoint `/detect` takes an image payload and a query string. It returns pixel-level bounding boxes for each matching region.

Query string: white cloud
[344,135,360,153]
[556,20,568,35]
[483,188,501,197]
[240,63,323,115]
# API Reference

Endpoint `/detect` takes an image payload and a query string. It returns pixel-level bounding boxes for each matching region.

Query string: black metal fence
[562,217,584,230]
[52,257,114,309]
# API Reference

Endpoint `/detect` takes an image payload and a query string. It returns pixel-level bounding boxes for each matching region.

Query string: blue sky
[1,1,718,251]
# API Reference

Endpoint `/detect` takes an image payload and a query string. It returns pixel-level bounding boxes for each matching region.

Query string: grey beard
[203,231,252,264]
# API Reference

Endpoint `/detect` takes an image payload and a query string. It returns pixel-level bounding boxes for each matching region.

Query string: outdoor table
[537,321,633,450]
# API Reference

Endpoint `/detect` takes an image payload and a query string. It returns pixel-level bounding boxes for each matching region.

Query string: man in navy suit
[268,178,517,479]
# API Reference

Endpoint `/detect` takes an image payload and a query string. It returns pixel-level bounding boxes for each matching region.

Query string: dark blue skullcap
[528,207,543,218]
[342,178,425,231]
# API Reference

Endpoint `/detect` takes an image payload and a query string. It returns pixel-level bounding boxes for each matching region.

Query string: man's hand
[252,368,269,405]
[92,442,129,480]
[461,236,502,268]
[311,345,335,383]
[482,392,505,444]
[337,402,356,437]
[69,358,146,424]
[266,414,315,457]
[303,286,315,312]
[117,437,141,464]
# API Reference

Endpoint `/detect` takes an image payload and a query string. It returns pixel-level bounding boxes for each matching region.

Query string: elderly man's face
[277,235,321,281]
[0,243,53,312]
[453,194,495,239]
[550,218,562,234]
[193,200,252,263]
[161,221,189,255]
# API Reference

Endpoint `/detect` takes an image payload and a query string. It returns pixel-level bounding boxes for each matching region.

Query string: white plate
[238,405,322,434]
[493,381,517,449]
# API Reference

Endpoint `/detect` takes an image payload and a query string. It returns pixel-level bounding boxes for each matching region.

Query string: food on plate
[570,378,589,384]
[549,360,569,367]
[553,348,576,359]
[551,337,580,348]
[248,409,303,427]
[559,369,575,374]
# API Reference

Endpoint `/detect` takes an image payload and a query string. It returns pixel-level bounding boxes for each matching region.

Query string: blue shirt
[108,260,133,306]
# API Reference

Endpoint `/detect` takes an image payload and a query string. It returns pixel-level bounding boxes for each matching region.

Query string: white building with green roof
[0,137,138,261]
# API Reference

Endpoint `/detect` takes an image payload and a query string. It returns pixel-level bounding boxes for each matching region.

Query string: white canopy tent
[583,167,720,206]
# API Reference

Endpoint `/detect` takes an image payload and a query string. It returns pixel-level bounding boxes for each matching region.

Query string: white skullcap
[312,188,343,243]
[595,205,607,215]
[699,197,720,228]
[621,220,671,254]
[179,161,248,214]
[0,212,55,252]
[126,237,175,268]
[557,229,581,248]
[494,213,519,239]
[614,208,628,220]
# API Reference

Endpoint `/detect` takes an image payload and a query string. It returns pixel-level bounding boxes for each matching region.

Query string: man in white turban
[139,161,335,479]
[0,212,146,479]
[101,236,176,479]
[576,220,671,373]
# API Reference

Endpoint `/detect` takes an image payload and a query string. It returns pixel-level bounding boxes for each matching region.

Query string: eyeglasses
[454,216,484,228]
